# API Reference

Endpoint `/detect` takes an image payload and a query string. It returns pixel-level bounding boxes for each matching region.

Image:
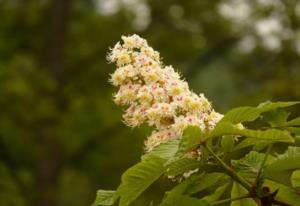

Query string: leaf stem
[204,145,252,191]
[254,144,273,187]
[211,195,250,205]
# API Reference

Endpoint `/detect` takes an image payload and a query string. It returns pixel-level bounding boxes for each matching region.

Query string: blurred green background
[0,0,300,205]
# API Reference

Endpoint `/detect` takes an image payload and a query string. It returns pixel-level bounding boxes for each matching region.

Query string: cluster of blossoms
[108,34,224,153]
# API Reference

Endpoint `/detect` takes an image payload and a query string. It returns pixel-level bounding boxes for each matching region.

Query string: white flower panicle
[108,34,223,152]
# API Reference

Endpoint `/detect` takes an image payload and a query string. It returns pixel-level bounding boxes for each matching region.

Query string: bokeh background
[0,0,300,205]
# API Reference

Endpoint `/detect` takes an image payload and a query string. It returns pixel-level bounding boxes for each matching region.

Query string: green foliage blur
[0,0,299,205]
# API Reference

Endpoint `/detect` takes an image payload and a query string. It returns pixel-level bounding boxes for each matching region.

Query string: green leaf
[207,122,240,139]
[183,173,229,195]
[285,117,300,127]
[232,151,270,174]
[166,158,201,177]
[264,179,300,205]
[234,138,283,152]
[266,146,300,172]
[145,140,179,160]
[221,135,235,152]
[168,174,205,195]
[262,109,290,127]
[201,183,230,203]
[159,194,210,206]
[91,190,118,206]
[221,106,262,124]
[285,127,300,135]
[234,138,259,151]
[291,170,300,188]
[240,129,294,143]
[266,170,294,188]
[230,183,256,206]
[177,126,203,156]
[208,122,294,143]
[220,101,299,124]
[117,155,166,206]
[169,173,228,196]
[257,101,299,112]
[253,141,269,151]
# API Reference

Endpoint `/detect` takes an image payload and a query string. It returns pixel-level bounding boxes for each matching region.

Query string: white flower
[141,46,160,61]
[160,66,182,83]
[151,84,169,102]
[140,65,161,83]
[107,42,122,62]
[113,84,140,105]
[110,65,138,86]
[123,104,147,127]
[165,80,187,97]
[108,34,221,154]
[146,103,175,128]
[137,85,153,105]
[144,129,177,152]
[122,34,147,49]
[207,110,224,130]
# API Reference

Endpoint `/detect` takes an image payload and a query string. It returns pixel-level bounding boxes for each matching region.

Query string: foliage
[93,102,300,206]
[1,1,300,206]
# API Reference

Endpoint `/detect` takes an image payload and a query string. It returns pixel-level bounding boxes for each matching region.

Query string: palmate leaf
[220,101,299,124]
[262,109,290,127]
[291,170,300,188]
[266,146,300,172]
[208,122,294,143]
[232,151,274,174]
[167,172,228,197]
[159,194,210,206]
[176,126,204,156]
[167,174,205,195]
[234,138,270,152]
[184,173,229,195]
[264,179,300,205]
[143,126,204,163]
[240,129,294,143]
[253,141,270,151]
[285,117,300,127]
[221,106,262,124]
[146,126,203,162]
[144,139,179,160]
[91,190,118,206]
[233,138,260,151]
[160,173,226,206]
[257,101,299,112]
[201,183,230,203]
[166,158,201,176]
[285,127,300,135]
[221,135,235,152]
[117,155,166,206]
[230,183,256,206]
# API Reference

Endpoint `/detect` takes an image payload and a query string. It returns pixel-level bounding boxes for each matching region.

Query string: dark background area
[0,0,300,205]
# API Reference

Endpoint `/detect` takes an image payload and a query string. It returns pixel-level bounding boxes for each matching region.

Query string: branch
[204,145,252,191]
